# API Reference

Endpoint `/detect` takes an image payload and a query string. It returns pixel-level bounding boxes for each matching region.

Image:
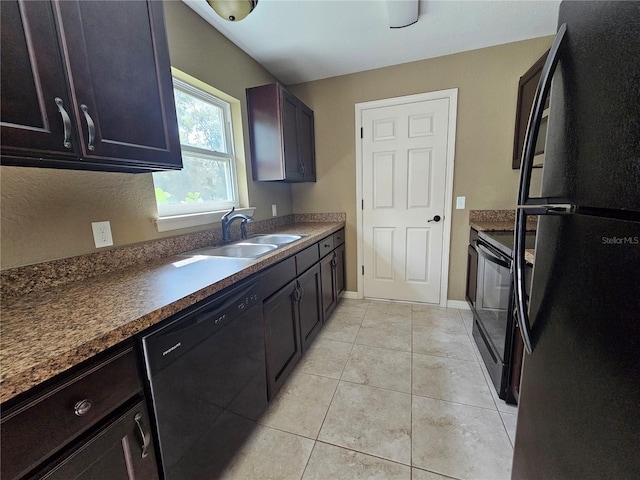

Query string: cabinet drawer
[318,235,334,258]
[333,229,345,247]
[261,256,296,299]
[0,346,141,480]
[39,400,158,480]
[295,244,320,275]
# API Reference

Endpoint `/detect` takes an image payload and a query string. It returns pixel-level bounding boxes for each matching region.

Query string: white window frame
[154,78,239,218]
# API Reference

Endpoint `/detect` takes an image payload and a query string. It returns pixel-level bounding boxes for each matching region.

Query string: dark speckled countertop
[0,221,344,403]
[468,210,536,265]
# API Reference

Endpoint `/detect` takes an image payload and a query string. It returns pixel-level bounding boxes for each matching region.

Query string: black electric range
[469,229,536,404]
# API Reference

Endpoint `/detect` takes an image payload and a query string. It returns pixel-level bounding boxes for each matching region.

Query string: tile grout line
[410,304,414,479]
[298,301,369,480]
[311,301,366,449]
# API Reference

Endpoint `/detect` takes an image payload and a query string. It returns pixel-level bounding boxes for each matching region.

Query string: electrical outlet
[456,196,466,210]
[91,221,113,248]
[272,204,277,217]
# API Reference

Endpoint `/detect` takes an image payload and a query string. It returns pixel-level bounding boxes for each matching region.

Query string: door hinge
[360,127,363,139]
[362,265,364,275]
[361,199,364,210]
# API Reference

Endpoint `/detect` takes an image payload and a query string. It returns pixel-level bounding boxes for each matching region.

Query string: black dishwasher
[141,279,267,480]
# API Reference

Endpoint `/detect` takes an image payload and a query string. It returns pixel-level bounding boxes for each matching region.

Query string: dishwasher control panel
[236,293,260,311]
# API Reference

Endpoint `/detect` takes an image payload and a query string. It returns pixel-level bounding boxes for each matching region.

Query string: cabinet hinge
[360,127,363,139]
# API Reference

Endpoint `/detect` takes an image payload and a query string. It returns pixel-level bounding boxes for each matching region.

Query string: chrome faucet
[221,207,253,242]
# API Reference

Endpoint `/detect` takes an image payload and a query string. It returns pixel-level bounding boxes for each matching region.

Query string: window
[153,78,238,217]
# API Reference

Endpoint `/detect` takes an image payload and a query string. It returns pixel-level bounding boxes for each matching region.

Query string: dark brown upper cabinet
[0,0,182,173]
[512,51,549,169]
[246,83,316,182]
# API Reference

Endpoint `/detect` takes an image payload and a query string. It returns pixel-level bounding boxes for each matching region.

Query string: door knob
[428,215,442,223]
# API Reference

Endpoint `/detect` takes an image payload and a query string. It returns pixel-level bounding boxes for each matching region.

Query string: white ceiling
[183,0,561,85]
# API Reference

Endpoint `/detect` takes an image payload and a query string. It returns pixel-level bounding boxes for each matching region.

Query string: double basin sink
[181,234,305,259]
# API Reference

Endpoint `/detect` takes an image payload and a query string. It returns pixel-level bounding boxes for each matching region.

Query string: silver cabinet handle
[293,282,302,302]
[133,412,150,459]
[54,97,72,149]
[80,104,96,151]
[74,399,92,416]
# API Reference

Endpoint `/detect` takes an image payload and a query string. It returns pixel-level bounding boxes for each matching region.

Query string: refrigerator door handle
[514,24,567,355]
[517,23,567,208]
[514,209,534,354]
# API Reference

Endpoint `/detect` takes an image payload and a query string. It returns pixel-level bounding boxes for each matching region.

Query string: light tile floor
[220,299,517,480]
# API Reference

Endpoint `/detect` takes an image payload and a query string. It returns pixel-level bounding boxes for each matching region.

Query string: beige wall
[0,1,292,269]
[289,36,552,300]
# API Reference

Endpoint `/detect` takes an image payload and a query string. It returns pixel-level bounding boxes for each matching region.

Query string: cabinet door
[320,253,337,320]
[263,280,302,399]
[280,88,303,181]
[40,401,158,480]
[334,243,345,296]
[1,347,141,480]
[297,264,323,352]
[0,0,79,160]
[298,103,316,182]
[512,51,548,169]
[55,0,181,169]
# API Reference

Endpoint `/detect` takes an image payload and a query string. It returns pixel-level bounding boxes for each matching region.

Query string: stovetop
[479,230,536,258]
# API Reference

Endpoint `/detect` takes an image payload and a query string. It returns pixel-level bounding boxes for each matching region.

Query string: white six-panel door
[361,96,451,304]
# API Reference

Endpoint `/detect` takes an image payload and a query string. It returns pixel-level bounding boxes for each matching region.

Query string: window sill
[153,207,256,232]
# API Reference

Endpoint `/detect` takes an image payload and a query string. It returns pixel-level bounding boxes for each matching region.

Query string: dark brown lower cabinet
[297,264,323,352]
[0,344,159,480]
[39,401,158,480]
[263,232,345,398]
[263,280,302,398]
[320,253,338,320]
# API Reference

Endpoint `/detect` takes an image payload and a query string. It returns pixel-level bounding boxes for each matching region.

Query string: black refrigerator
[511,1,640,479]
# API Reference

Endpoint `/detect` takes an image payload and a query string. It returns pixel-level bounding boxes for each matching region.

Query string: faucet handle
[221,206,235,221]
[240,218,250,239]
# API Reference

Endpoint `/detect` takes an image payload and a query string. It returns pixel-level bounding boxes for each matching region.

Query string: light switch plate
[271,204,277,217]
[456,196,466,210]
[92,221,113,248]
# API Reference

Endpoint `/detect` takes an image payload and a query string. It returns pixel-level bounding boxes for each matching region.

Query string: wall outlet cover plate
[92,221,113,248]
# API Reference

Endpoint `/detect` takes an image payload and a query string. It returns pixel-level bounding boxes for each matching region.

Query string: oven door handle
[475,240,511,269]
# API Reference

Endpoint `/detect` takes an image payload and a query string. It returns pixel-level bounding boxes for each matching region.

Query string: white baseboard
[340,291,360,300]
[447,300,470,310]
[340,292,469,309]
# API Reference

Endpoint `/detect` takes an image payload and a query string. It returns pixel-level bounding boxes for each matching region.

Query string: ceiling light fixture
[207,0,258,22]
[387,0,419,28]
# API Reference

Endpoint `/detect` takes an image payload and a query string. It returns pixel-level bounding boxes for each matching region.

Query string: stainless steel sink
[183,243,277,259]
[243,234,304,245]
[179,233,305,259]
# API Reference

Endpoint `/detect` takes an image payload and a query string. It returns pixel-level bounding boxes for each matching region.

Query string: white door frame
[355,89,458,307]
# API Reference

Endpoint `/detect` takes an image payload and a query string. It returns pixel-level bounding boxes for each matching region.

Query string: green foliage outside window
[153,78,237,215]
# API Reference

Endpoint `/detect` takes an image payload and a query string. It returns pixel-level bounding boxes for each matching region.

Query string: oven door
[472,237,514,400]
